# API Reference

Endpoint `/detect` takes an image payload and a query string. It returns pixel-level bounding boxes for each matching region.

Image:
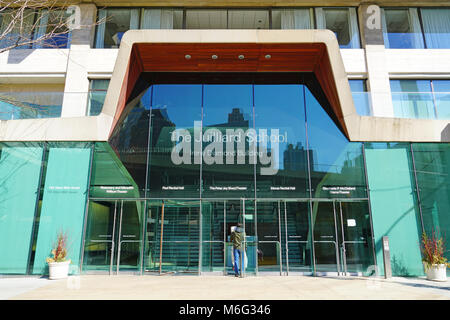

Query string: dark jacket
[231,227,246,250]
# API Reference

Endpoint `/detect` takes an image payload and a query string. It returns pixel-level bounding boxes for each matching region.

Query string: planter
[425,264,447,282]
[48,260,71,280]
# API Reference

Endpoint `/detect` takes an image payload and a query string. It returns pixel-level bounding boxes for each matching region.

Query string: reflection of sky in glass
[255,84,305,171]
[147,83,361,175]
[305,88,360,174]
[151,84,202,127]
[204,85,252,126]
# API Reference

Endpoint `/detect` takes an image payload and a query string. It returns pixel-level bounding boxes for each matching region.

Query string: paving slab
[0,277,50,300]
[5,275,450,300]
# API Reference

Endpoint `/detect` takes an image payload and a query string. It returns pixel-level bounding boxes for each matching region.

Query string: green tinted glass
[412,143,450,267]
[0,143,43,274]
[365,143,424,276]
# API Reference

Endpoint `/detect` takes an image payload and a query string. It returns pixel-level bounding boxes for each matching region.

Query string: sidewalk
[2,275,449,300]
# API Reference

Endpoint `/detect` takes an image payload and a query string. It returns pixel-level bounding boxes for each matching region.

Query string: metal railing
[0,91,107,120]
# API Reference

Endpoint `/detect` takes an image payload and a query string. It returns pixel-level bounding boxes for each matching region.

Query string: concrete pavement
[2,275,449,300]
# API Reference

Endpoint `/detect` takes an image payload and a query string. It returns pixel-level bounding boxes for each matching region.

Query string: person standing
[231,223,246,277]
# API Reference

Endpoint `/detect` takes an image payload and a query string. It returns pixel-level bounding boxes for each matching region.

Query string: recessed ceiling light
[185,54,191,59]
[211,54,218,60]
[238,55,245,60]
[265,54,271,59]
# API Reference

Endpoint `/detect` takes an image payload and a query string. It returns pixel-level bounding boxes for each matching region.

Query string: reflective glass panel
[202,85,254,198]
[109,89,150,197]
[148,85,202,198]
[254,84,308,198]
[305,88,366,199]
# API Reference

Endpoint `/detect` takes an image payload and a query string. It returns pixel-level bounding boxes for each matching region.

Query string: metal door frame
[283,200,311,276]
[81,199,118,275]
[255,200,283,276]
[116,200,145,275]
[82,199,145,275]
[312,200,341,276]
[337,200,372,277]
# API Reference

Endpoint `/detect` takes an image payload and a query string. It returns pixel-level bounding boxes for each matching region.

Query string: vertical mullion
[361,142,379,276]
[79,142,95,274]
[410,143,425,234]
[303,83,316,276]
[26,142,47,275]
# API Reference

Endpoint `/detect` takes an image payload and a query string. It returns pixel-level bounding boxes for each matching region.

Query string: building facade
[0,1,449,277]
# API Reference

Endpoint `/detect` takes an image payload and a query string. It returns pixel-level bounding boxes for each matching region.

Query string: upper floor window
[95,8,182,48]
[87,79,109,116]
[382,8,424,48]
[0,8,71,50]
[95,8,140,48]
[420,8,450,49]
[94,7,360,48]
[271,9,313,29]
[185,9,269,29]
[315,7,360,48]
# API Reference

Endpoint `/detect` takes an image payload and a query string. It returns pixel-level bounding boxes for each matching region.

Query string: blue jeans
[233,248,244,276]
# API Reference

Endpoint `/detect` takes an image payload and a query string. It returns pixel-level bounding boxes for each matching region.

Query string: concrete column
[358,4,394,117]
[61,4,97,118]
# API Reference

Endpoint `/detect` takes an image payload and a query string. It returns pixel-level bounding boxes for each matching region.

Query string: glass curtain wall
[412,144,450,272]
[0,142,93,276]
[88,75,375,276]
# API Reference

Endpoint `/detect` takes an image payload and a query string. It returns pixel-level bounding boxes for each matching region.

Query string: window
[185,9,227,29]
[140,9,183,29]
[95,8,140,48]
[87,79,109,116]
[390,79,450,119]
[271,8,313,29]
[382,8,424,48]
[95,8,183,48]
[227,10,269,29]
[32,9,72,49]
[420,8,450,49]
[0,9,36,49]
[185,9,269,29]
[315,7,360,48]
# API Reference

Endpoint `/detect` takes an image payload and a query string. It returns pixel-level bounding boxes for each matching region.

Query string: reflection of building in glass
[284,143,309,172]
[210,108,250,128]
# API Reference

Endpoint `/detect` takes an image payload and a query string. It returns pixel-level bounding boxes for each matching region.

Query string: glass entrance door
[311,200,375,276]
[256,201,282,274]
[82,200,144,274]
[144,200,200,274]
[338,201,375,276]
